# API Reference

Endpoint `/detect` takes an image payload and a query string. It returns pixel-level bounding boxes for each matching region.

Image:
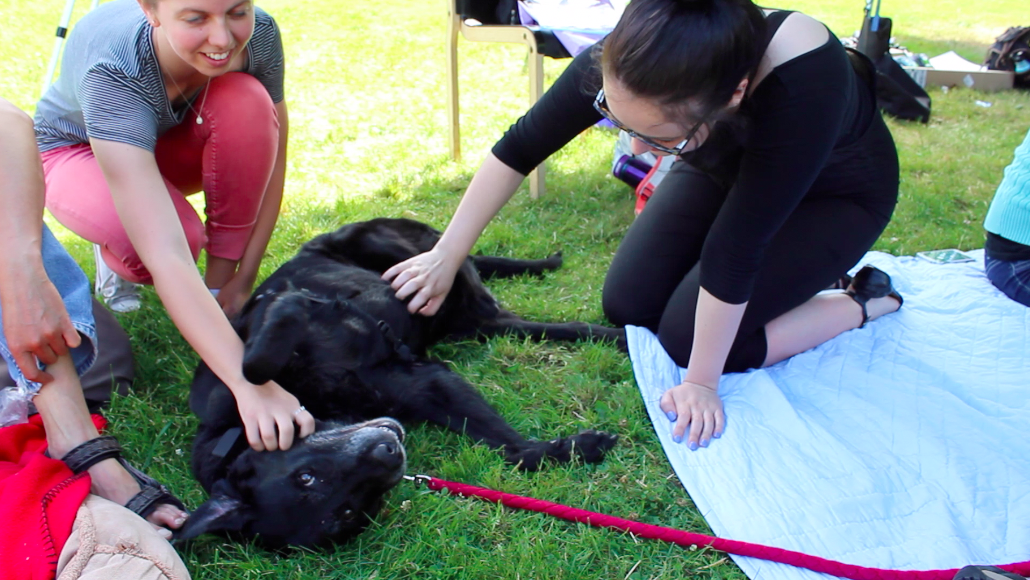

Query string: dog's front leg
[364,362,616,471]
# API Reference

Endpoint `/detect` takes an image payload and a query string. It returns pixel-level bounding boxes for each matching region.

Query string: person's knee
[602,274,651,327]
[207,72,277,127]
[656,318,695,368]
[985,258,1030,307]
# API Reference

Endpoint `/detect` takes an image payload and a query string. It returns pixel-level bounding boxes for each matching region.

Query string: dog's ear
[173,482,254,541]
[242,293,309,385]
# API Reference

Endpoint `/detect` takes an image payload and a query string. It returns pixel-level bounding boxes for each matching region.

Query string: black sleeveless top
[492,10,895,304]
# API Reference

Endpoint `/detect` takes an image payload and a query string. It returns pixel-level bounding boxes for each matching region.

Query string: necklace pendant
[196,116,203,125]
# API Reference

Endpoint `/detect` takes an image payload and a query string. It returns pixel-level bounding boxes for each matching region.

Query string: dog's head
[236,284,405,387]
[183,271,419,547]
[177,417,407,548]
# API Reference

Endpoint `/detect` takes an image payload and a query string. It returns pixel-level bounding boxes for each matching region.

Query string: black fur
[176,218,623,548]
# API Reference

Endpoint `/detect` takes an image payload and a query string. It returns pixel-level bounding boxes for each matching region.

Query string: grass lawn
[1,0,1028,578]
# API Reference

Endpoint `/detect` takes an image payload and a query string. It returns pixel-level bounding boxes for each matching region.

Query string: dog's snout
[371,441,400,465]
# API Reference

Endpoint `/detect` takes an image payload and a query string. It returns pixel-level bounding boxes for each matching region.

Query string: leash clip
[403,474,432,487]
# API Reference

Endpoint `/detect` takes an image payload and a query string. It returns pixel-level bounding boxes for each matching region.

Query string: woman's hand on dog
[383,248,463,316]
[235,380,316,451]
[659,380,725,451]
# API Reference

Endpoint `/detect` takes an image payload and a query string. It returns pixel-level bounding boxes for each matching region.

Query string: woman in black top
[384,0,902,450]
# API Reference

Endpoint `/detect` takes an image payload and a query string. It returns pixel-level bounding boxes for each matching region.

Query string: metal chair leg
[42,0,78,95]
[42,0,104,96]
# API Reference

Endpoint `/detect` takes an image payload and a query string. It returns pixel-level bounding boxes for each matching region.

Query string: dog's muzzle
[305,417,406,459]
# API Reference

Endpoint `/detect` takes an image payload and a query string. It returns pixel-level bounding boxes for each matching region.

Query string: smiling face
[140,0,255,79]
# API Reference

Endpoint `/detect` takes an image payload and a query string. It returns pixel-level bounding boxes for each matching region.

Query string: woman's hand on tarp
[660,380,725,450]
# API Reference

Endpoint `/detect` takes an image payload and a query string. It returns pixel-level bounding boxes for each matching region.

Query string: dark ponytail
[601,0,766,125]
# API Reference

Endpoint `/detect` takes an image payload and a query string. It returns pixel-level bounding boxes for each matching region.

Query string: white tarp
[628,251,1030,580]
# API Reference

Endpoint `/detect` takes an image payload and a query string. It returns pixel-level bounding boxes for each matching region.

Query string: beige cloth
[56,495,191,580]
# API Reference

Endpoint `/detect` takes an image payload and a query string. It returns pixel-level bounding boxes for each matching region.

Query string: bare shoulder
[751,12,830,90]
[766,12,830,68]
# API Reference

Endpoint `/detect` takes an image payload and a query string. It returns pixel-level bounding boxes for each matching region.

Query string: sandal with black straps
[827,273,853,291]
[58,435,188,521]
[844,265,904,328]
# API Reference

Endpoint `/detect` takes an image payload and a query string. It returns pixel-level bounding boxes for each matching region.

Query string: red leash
[409,475,1030,580]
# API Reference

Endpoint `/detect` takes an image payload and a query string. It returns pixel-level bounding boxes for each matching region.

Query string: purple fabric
[517,0,622,57]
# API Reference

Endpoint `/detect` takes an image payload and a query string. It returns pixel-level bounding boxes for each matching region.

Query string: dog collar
[212,427,243,458]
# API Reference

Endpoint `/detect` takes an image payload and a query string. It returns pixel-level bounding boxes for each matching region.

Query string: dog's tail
[471,252,562,280]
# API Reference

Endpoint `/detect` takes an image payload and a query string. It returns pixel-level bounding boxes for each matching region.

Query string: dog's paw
[504,430,617,471]
[504,444,549,472]
[542,251,563,271]
[569,430,618,464]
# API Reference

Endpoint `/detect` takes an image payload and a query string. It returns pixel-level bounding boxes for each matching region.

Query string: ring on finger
[293,405,307,416]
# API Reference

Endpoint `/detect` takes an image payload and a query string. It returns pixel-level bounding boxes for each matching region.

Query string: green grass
[1,0,1029,578]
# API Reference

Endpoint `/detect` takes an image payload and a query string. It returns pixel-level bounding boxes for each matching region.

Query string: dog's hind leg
[470,252,562,280]
[470,312,628,352]
[366,362,616,471]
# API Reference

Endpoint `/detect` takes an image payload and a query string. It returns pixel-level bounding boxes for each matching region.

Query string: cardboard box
[904,67,1014,92]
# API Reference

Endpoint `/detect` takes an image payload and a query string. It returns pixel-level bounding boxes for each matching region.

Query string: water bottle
[0,385,31,427]
[612,155,653,188]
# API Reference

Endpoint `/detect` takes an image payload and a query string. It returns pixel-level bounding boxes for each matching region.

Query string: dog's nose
[371,441,399,464]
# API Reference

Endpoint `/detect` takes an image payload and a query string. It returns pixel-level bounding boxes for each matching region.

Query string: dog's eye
[342,509,355,520]
[297,472,316,486]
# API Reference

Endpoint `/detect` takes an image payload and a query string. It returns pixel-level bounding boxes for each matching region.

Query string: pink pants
[42,72,279,285]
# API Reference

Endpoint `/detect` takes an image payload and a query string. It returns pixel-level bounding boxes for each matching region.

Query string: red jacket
[0,415,104,580]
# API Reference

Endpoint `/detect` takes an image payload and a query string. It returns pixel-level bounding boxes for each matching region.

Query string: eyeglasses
[593,89,705,156]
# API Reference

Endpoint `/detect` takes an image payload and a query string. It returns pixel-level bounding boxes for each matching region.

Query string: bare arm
[685,291,746,388]
[660,289,745,449]
[89,137,313,450]
[0,99,81,384]
[215,99,289,316]
[383,153,525,315]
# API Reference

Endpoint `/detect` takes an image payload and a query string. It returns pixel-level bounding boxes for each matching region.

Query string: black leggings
[602,116,898,372]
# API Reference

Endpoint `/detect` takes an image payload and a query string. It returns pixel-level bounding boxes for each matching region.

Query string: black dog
[176,218,623,547]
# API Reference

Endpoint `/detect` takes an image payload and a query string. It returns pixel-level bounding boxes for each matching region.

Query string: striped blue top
[34,0,284,153]
[985,127,1030,247]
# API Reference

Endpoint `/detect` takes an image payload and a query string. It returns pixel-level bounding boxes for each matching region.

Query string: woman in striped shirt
[34,0,316,527]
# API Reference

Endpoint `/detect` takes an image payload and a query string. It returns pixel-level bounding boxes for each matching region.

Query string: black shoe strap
[845,290,870,328]
[59,435,123,474]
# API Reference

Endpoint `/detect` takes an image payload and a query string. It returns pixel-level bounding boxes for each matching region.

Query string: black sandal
[58,435,187,520]
[844,265,904,328]
[827,273,853,291]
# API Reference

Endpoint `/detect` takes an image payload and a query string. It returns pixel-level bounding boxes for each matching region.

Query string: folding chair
[41,0,130,311]
[446,0,573,198]
[43,0,102,95]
